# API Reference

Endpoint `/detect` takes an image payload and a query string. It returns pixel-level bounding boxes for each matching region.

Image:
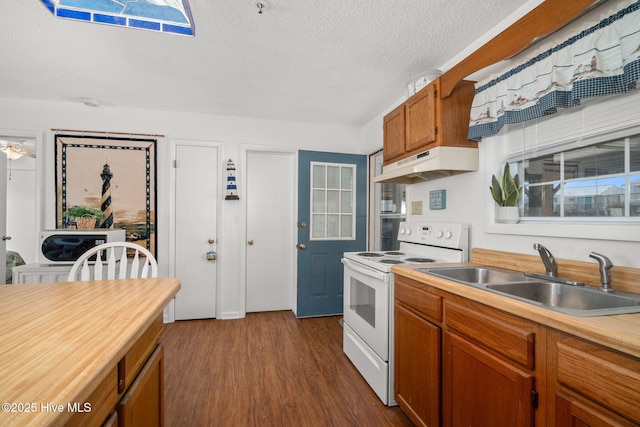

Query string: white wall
[0,97,363,318]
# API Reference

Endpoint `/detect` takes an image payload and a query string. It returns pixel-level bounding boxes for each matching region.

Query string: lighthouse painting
[100,163,114,228]
[55,135,157,255]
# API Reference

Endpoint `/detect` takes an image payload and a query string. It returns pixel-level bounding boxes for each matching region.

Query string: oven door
[342,258,389,360]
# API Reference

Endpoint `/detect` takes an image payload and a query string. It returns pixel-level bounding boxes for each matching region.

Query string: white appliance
[342,221,469,406]
[38,229,126,264]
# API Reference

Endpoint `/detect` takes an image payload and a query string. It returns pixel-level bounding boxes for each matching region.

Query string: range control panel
[397,222,469,250]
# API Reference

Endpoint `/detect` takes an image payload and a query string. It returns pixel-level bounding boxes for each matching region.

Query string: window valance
[468,0,640,142]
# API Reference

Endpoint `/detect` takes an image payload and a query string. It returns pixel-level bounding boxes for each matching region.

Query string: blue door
[297,150,367,317]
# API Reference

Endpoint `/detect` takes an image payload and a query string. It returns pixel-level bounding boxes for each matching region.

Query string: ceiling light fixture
[2,145,23,160]
[1,140,36,160]
[39,0,196,36]
[257,2,265,14]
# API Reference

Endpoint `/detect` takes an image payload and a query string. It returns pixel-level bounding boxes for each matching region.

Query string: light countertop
[0,278,180,426]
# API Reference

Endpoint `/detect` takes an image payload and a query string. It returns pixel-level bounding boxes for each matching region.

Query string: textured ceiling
[1,0,526,126]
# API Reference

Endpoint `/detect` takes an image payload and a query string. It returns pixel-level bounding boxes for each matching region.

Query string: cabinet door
[118,343,164,427]
[395,303,440,427]
[443,331,535,427]
[556,392,637,427]
[383,104,406,163]
[556,335,640,424]
[405,84,437,152]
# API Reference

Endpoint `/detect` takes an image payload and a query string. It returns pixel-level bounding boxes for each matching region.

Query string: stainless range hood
[373,146,478,184]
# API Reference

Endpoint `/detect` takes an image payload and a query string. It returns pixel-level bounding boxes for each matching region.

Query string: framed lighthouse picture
[54,134,157,255]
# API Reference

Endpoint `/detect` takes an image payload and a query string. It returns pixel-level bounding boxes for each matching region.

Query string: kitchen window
[515,134,640,221]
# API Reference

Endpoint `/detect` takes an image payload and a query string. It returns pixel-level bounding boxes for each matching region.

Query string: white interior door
[246,151,295,312]
[0,157,7,283]
[174,144,218,320]
[1,135,38,284]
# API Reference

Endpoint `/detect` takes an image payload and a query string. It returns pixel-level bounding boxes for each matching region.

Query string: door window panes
[327,215,340,238]
[313,165,326,188]
[327,166,340,188]
[311,162,356,239]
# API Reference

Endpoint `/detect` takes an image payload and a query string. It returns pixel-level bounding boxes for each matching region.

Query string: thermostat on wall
[429,189,446,210]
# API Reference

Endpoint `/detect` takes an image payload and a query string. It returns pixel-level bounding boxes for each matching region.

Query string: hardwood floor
[163,311,412,426]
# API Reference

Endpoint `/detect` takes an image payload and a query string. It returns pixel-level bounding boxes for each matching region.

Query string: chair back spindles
[68,242,158,282]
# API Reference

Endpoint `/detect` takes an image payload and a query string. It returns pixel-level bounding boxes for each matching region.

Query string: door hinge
[531,390,539,409]
[434,126,438,135]
[173,160,177,168]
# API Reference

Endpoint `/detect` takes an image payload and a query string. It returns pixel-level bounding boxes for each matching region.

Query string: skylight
[40,0,195,36]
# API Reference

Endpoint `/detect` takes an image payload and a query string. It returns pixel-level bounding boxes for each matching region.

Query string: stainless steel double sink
[417,266,640,317]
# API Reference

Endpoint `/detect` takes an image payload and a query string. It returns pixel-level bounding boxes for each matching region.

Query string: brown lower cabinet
[552,332,640,426]
[395,303,441,427]
[394,274,640,427]
[556,391,638,427]
[117,343,164,426]
[443,331,535,427]
[64,314,165,427]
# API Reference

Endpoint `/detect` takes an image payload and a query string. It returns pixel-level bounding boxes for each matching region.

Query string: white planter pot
[496,206,520,224]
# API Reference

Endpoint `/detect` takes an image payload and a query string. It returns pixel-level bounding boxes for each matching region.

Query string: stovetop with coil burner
[343,222,469,273]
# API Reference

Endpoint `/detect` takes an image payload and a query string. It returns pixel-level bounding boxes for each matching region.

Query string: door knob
[208,238,215,244]
[299,221,307,228]
[2,235,11,241]
[248,240,254,246]
[297,243,306,250]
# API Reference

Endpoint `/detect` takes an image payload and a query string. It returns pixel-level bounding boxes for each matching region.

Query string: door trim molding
[240,145,298,317]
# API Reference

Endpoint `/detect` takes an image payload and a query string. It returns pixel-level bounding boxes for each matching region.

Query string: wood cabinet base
[118,343,164,427]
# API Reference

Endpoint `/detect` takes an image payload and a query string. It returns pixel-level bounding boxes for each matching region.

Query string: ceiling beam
[440,0,606,98]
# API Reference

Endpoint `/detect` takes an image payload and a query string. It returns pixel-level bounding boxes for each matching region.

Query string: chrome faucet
[533,243,558,277]
[589,252,614,292]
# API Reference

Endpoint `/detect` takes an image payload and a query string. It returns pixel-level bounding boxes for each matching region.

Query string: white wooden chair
[68,241,158,281]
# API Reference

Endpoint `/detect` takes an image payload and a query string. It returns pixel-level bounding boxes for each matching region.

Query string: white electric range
[342,222,469,405]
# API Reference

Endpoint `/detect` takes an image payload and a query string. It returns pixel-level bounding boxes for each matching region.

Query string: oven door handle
[341,258,389,283]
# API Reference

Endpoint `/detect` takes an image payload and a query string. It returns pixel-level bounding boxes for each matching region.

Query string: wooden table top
[0,278,180,426]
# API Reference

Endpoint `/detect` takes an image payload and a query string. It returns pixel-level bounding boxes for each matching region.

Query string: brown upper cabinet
[382,77,477,165]
[382,103,406,162]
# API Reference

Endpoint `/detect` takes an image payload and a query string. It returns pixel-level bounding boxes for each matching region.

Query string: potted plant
[63,205,103,229]
[490,163,522,224]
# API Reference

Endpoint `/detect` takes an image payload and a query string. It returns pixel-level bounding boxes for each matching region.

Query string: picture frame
[55,135,157,255]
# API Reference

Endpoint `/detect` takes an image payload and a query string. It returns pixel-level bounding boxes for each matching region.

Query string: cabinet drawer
[444,300,536,369]
[556,336,640,424]
[395,278,442,322]
[118,314,163,393]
